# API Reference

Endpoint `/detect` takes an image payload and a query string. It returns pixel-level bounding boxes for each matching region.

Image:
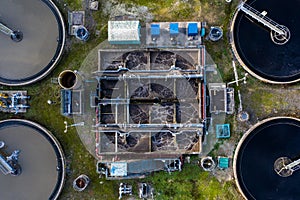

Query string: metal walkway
[0,22,12,36]
[285,158,300,171]
[239,2,284,35]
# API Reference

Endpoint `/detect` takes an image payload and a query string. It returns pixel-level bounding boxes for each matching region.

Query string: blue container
[216,124,230,138]
[188,23,198,36]
[151,24,160,36]
[218,157,229,169]
[200,27,205,37]
[170,23,179,35]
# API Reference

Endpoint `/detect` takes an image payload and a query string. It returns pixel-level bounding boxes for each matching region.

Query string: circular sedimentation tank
[230,0,300,83]
[234,117,300,199]
[0,0,65,86]
[0,119,65,200]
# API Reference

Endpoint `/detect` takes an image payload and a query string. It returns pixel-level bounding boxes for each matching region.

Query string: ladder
[239,2,285,35]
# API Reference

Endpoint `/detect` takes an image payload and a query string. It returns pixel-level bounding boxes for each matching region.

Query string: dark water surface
[233,0,300,82]
[236,118,300,199]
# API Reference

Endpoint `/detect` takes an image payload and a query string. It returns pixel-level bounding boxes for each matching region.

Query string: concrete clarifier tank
[230,0,300,84]
[0,0,65,86]
[234,117,300,199]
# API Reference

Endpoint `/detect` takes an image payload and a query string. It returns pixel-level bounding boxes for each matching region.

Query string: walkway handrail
[0,22,13,36]
[285,158,300,170]
[239,2,285,35]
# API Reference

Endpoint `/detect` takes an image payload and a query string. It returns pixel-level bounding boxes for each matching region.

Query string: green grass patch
[63,0,83,10]
[145,162,240,200]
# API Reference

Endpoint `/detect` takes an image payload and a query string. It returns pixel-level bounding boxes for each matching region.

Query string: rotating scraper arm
[0,22,23,42]
[0,22,13,36]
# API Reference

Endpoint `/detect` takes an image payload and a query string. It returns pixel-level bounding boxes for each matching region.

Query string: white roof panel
[110,162,127,176]
[108,21,140,41]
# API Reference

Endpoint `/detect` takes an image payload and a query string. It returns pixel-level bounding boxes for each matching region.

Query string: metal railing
[239,3,285,35]
[0,22,13,36]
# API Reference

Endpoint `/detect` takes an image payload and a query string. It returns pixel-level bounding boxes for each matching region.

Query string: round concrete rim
[0,119,66,200]
[233,116,300,199]
[0,0,66,86]
[58,70,79,89]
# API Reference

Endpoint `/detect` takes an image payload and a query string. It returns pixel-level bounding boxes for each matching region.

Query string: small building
[209,83,235,114]
[97,159,181,180]
[216,124,230,138]
[68,11,89,41]
[61,90,83,116]
[110,162,128,177]
[218,157,229,169]
[68,11,85,35]
[108,21,141,45]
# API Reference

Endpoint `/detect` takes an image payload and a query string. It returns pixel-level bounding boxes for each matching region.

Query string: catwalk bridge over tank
[238,2,290,45]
